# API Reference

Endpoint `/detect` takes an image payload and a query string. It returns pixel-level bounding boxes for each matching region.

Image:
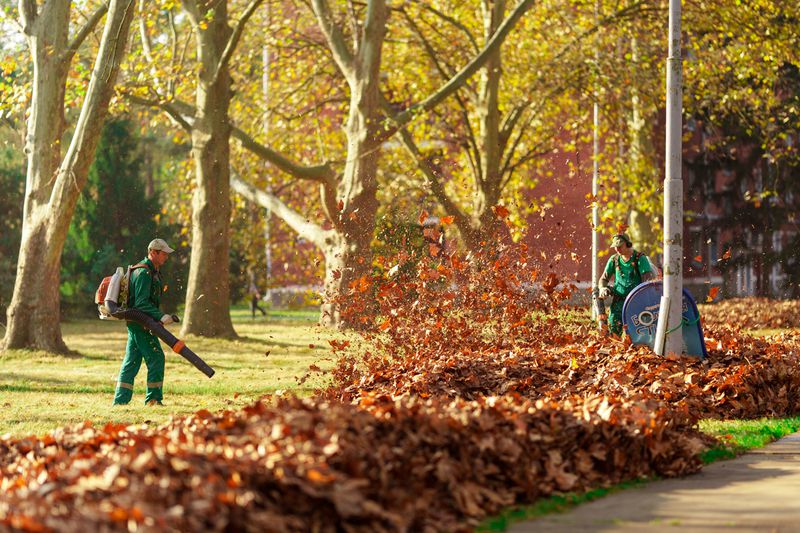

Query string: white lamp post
[654,0,684,356]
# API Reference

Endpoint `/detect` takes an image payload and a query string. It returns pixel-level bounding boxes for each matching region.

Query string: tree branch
[211,0,264,86]
[399,126,470,227]
[499,102,528,150]
[17,0,37,34]
[543,1,647,72]
[310,0,355,81]
[62,2,110,64]
[501,145,550,188]
[400,7,457,85]
[137,0,167,95]
[384,0,535,138]
[124,93,194,132]
[51,0,136,217]
[231,126,337,187]
[404,0,479,54]
[230,168,332,250]
[126,92,338,187]
[396,9,481,178]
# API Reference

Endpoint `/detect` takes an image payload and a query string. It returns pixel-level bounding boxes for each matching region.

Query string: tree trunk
[462,0,512,254]
[181,1,237,338]
[3,0,134,352]
[309,0,387,326]
[319,233,346,326]
[626,34,657,254]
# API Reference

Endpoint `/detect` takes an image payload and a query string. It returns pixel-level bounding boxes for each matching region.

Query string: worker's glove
[160,314,174,325]
[598,287,611,299]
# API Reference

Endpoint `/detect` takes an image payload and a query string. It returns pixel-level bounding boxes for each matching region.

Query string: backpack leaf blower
[97,267,215,378]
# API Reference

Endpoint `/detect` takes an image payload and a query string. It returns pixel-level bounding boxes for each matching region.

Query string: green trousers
[608,298,625,336]
[114,323,165,404]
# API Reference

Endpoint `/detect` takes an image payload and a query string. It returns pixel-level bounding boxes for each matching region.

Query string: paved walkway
[509,433,800,532]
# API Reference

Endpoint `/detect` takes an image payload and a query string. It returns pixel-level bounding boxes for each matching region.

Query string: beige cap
[148,238,175,254]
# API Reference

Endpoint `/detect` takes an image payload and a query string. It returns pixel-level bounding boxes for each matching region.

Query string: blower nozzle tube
[105,301,215,378]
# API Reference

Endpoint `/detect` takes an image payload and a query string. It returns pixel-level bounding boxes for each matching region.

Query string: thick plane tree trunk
[179,0,262,338]
[3,0,135,352]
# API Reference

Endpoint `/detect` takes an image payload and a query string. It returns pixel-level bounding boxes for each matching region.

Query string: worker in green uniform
[597,233,656,336]
[114,238,178,406]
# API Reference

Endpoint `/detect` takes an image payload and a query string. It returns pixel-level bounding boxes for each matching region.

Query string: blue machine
[621,281,707,358]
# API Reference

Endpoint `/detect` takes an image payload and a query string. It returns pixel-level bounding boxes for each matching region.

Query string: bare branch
[498,102,528,149]
[398,125,473,227]
[231,126,338,187]
[380,94,469,228]
[385,0,535,138]
[124,93,194,132]
[311,0,354,81]
[403,0,479,54]
[137,0,169,95]
[231,169,332,249]
[543,1,647,71]
[400,8,457,84]
[499,110,551,184]
[138,0,154,60]
[211,0,264,86]
[501,145,549,189]
[62,2,109,63]
[396,8,482,178]
[125,92,338,186]
[172,12,193,99]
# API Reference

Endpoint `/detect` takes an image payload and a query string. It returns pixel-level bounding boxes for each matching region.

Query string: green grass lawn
[0,306,342,436]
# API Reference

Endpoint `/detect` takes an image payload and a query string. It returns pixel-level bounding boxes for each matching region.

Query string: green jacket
[602,251,653,300]
[129,258,163,321]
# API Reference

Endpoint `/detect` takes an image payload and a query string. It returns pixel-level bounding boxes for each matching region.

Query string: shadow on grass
[0,347,84,360]
[0,382,111,394]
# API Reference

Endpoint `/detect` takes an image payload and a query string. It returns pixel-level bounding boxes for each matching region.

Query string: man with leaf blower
[596,233,656,337]
[113,238,180,406]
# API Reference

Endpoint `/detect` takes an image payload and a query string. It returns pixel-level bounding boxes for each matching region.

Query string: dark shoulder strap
[130,263,151,275]
[615,252,642,279]
[631,250,640,279]
[125,264,153,307]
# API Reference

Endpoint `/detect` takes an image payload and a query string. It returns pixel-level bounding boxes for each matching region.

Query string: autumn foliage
[3,242,800,531]
[700,298,800,330]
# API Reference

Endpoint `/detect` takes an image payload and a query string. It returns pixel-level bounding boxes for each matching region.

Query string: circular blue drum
[622,281,707,358]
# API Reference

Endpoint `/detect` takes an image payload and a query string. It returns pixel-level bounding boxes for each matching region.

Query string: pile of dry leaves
[325,243,800,421]
[699,298,800,330]
[1,395,705,532]
[322,324,800,421]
